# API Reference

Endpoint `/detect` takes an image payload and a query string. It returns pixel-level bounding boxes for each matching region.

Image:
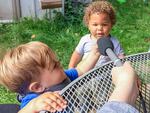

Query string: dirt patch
[144,37,150,42]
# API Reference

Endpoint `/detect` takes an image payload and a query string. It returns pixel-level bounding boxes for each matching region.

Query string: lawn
[0,0,150,104]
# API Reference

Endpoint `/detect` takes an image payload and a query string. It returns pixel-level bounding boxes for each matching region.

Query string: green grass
[0,0,150,104]
[111,0,150,54]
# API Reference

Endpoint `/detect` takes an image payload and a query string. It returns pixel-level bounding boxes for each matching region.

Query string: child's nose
[97,25,103,30]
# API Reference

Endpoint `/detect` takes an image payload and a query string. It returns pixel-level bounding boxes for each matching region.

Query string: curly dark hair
[83,0,116,26]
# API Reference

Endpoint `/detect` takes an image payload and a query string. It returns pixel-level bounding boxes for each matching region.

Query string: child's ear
[28,82,45,93]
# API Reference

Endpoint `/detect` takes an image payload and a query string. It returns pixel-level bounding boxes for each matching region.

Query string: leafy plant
[64,0,84,24]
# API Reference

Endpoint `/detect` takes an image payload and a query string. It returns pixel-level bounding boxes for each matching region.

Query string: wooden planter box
[40,0,62,9]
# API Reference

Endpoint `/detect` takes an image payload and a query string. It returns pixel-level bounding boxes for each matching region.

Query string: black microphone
[97,37,147,113]
[97,37,123,66]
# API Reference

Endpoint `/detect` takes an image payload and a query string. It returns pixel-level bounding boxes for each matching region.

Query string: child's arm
[18,92,67,113]
[76,46,100,76]
[68,51,82,68]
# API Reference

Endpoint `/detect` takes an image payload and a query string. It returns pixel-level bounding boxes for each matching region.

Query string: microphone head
[97,37,114,56]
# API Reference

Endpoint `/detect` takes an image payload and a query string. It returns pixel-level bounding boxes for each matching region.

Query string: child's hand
[76,45,100,76]
[19,92,67,113]
[90,45,100,56]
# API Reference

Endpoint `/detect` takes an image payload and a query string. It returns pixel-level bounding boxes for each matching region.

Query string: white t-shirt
[75,34,124,67]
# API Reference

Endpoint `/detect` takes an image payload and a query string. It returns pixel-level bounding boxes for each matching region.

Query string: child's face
[39,64,67,89]
[88,13,112,39]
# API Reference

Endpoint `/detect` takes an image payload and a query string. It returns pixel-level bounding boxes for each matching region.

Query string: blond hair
[83,0,116,26]
[0,41,59,93]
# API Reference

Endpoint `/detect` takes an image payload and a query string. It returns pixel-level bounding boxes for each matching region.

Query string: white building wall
[20,0,35,17]
[0,0,13,20]
[0,0,63,22]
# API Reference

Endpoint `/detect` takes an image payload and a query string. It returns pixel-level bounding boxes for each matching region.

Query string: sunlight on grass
[0,86,18,104]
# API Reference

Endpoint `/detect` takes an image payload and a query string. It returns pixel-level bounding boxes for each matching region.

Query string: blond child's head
[83,1,116,39]
[0,41,66,94]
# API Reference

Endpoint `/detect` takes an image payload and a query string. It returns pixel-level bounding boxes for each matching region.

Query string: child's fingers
[44,103,56,112]
[45,92,67,109]
[38,92,67,112]
[53,92,67,104]
[51,95,67,107]
[32,98,56,112]
[42,98,61,112]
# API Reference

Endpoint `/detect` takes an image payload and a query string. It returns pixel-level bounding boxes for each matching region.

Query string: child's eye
[54,61,61,69]
[53,63,57,69]
[92,23,98,26]
[102,24,108,26]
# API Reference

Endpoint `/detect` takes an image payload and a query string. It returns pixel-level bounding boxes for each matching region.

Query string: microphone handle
[106,48,123,66]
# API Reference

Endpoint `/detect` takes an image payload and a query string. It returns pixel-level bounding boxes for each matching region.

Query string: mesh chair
[57,52,150,113]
